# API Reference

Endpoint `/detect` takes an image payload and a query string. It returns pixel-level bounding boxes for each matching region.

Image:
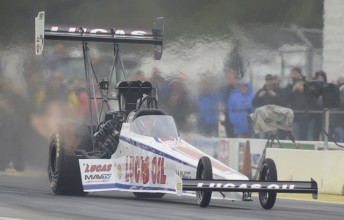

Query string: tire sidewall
[196,156,213,207]
[48,129,86,196]
[259,158,277,209]
[48,132,64,194]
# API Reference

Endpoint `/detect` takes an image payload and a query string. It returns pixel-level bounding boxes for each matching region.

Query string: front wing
[182,178,318,199]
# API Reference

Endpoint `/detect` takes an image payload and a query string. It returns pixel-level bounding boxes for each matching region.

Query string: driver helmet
[138,116,156,136]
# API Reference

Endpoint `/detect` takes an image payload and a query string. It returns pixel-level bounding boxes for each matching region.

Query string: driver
[133,115,178,139]
[134,116,156,137]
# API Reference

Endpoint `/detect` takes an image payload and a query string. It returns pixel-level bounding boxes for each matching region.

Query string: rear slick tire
[48,132,87,196]
[196,156,213,207]
[259,158,277,209]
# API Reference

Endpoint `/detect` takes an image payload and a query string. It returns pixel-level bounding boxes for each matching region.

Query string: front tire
[259,158,277,209]
[48,130,86,196]
[196,156,213,207]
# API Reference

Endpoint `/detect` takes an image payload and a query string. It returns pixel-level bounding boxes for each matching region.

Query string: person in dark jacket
[311,70,327,140]
[330,76,344,143]
[284,67,319,140]
[253,74,283,108]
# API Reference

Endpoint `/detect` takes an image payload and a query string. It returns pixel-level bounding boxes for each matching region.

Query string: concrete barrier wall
[266,148,344,195]
[187,135,344,195]
[185,134,344,195]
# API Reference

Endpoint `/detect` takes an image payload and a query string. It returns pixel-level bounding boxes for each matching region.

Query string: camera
[304,80,340,108]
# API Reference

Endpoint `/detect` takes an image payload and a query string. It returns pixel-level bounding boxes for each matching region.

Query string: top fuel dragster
[35,11,317,209]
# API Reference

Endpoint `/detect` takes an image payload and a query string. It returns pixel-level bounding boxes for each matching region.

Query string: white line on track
[0,217,25,220]
[277,197,344,205]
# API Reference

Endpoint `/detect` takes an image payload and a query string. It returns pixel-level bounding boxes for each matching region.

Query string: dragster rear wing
[35,11,164,59]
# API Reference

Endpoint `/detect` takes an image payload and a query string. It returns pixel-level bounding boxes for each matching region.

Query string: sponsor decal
[117,164,123,180]
[196,182,295,190]
[84,164,112,173]
[176,170,191,179]
[84,174,112,183]
[50,26,147,36]
[125,156,166,184]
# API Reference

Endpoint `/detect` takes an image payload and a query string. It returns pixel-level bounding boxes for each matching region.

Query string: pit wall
[185,134,344,195]
[266,148,344,195]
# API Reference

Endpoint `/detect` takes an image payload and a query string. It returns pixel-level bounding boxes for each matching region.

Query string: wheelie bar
[182,178,318,199]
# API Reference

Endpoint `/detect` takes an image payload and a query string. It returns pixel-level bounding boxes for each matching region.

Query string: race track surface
[0,173,343,220]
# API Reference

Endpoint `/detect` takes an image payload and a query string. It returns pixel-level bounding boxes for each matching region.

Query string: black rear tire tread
[259,158,277,209]
[196,156,213,207]
[48,129,88,196]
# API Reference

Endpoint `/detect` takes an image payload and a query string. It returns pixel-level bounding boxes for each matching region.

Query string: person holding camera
[253,74,284,139]
[284,67,320,141]
[253,74,283,108]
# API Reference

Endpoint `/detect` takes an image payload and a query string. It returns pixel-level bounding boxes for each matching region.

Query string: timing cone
[243,140,252,179]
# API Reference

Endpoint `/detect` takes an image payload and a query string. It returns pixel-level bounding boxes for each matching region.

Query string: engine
[93,80,157,158]
[93,116,123,158]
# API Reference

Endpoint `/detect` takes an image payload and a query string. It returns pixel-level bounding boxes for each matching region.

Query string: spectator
[166,71,195,132]
[45,72,67,103]
[0,80,14,170]
[227,79,254,138]
[315,70,327,83]
[220,69,239,137]
[66,76,89,119]
[22,73,48,168]
[312,70,327,140]
[196,73,221,137]
[33,71,67,111]
[338,77,344,107]
[284,67,308,140]
[284,67,319,140]
[149,67,172,111]
[252,74,283,107]
[331,77,344,143]
[271,74,281,89]
[27,73,45,111]
[0,80,25,171]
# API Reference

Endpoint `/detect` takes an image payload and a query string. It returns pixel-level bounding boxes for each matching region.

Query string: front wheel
[259,158,277,209]
[196,156,213,207]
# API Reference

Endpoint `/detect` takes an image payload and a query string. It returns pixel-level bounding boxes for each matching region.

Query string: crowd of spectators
[0,70,89,171]
[195,67,344,143]
[138,66,343,143]
[1,61,343,171]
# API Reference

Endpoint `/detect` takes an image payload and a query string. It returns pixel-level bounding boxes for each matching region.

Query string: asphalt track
[0,173,343,220]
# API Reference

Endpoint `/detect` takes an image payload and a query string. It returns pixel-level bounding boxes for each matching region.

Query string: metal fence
[293,109,344,149]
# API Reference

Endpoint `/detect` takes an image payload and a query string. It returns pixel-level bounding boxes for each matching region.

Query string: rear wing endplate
[35,11,164,59]
[35,11,45,55]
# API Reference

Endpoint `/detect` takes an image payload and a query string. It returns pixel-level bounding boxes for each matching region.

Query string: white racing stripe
[0,217,25,220]
[277,196,344,205]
